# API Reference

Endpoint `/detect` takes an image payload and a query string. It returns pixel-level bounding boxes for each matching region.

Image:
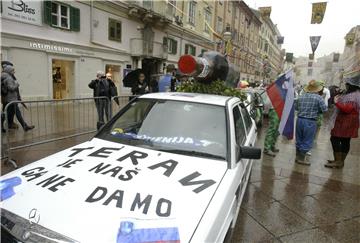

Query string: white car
[1,93,261,243]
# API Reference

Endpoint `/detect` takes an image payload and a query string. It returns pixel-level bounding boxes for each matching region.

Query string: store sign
[1,0,42,26]
[29,42,73,53]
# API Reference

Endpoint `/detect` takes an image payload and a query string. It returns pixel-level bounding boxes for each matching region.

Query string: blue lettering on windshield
[111,131,215,147]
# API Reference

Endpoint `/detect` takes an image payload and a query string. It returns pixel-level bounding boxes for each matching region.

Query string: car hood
[1,138,228,243]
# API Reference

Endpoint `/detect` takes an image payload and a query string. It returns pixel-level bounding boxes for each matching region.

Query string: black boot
[24,125,35,132]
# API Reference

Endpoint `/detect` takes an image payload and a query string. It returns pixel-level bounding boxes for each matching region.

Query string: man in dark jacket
[89,71,117,129]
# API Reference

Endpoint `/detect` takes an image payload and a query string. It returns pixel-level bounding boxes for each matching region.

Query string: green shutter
[185,44,189,54]
[44,1,52,25]
[191,46,196,56]
[172,40,177,54]
[70,6,80,31]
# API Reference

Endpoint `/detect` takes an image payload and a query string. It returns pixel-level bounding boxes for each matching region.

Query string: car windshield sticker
[110,131,217,148]
[0,176,22,201]
[117,221,180,243]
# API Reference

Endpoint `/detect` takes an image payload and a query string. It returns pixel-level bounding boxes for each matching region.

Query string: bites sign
[1,0,42,26]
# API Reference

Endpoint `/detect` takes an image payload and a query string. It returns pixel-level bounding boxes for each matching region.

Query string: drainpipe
[90,0,94,42]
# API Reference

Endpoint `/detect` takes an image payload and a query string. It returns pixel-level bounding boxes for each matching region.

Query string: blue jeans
[296,117,317,153]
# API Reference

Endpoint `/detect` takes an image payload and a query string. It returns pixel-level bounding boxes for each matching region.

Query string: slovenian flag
[117,221,180,243]
[266,70,295,139]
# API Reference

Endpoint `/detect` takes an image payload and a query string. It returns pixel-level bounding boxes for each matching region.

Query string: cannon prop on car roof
[178,51,240,88]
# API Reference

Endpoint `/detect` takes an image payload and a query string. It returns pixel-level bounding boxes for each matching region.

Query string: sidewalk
[232,116,360,242]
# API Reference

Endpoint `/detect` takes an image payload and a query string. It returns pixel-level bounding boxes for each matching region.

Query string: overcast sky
[246,0,360,58]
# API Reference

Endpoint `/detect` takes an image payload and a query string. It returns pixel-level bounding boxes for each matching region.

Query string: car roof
[140,92,239,106]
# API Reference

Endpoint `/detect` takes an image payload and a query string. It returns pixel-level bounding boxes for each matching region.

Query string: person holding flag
[295,80,327,165]
[264,70,295,156]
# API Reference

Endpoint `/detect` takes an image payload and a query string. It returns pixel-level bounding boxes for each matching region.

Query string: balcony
[126,1,173,25]
[130,38,168,59]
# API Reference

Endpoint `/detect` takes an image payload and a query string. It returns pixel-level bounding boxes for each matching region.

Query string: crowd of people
[262,73,360,169]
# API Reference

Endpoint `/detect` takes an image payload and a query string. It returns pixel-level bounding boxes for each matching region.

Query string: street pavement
[1,112,360,242]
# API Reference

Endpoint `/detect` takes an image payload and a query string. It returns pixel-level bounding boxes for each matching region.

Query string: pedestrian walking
[1,65,35,131]
[325,73,360,168]
[295,80,327,165]
[131,72,148,95]
[89,71,117,130]
[1,61,14,132]
[263,107,280,156]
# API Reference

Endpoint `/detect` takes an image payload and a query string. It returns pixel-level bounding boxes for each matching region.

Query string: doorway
[52,59,75,99]
[141,58,161,84]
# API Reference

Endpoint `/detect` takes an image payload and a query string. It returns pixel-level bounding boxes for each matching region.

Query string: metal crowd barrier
[2,97,111,168]
[2,95,136,169]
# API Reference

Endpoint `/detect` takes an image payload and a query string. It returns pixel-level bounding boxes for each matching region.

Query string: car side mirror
[236,145,262,161]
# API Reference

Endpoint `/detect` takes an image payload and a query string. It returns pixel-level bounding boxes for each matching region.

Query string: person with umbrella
[131,72,148,96]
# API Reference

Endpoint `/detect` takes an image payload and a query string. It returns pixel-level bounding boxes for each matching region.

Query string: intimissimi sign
[29,42,73,53]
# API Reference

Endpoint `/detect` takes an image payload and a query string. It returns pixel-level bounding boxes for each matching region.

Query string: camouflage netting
[177,80,246,101]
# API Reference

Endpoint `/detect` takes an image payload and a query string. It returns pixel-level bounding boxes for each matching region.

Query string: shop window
[188,1,196,26]
[163,37,178,55]
[44,1,80,31]
[105,64,121,88]
[109,18,122,42]
[201,49,207,55]
[185,44,196,56]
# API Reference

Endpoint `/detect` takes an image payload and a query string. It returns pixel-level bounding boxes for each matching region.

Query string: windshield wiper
[158,149,225,160]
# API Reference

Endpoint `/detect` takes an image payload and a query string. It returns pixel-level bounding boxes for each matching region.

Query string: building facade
[1,0,284,100]
[341,25,360,83]
[254,9,284,83]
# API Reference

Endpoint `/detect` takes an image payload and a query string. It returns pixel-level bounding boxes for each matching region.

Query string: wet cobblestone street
[1,115,360,242]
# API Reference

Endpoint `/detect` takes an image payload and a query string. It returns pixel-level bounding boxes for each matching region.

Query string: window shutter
[70,6,80,31]
[44,1,52,25]
[185,44,189,54]
[109,19,115,39]
[191,46,196,56]
[172,40,177,54]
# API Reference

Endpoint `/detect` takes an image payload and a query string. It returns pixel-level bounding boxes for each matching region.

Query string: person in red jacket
[325,73,360,168]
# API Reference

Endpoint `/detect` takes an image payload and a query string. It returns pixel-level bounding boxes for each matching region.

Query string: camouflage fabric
[264,108,280,151]
[317,113,323,127]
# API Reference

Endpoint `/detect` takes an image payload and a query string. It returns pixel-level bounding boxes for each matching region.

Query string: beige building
[253,9,284,83]
[341,25,360,82]
[211,1,261,84]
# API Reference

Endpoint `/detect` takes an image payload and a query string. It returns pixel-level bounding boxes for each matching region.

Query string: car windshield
[96,99,227,160]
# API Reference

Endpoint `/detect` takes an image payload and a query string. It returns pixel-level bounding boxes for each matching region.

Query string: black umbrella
[123,69,144,88]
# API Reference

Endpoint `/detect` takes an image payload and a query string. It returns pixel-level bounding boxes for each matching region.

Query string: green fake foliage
[177,80,246,101]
